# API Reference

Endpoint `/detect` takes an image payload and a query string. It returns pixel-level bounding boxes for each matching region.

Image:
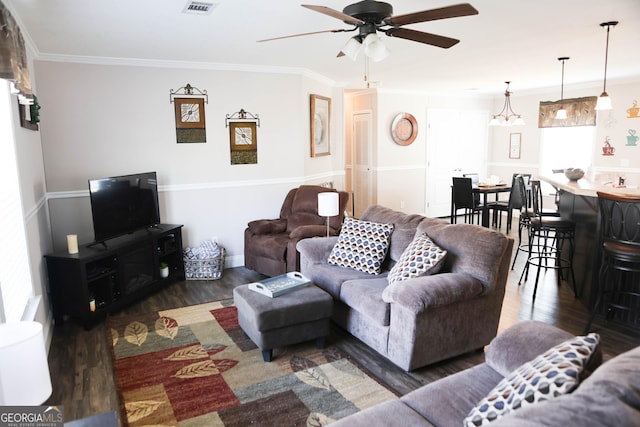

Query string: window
[0,81,33,322]
[539,126,595,175]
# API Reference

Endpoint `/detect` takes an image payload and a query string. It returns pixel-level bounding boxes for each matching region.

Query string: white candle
[67,234,79,254]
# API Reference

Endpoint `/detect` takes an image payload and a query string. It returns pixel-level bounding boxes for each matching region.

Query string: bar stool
[518,180,578,301]
[510,175,532,268]
[585,192,640,332]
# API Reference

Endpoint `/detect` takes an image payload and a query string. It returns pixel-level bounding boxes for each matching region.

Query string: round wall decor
[391,113,418,146]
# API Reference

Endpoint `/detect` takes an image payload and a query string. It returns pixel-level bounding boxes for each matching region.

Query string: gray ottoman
[233,284,333,362]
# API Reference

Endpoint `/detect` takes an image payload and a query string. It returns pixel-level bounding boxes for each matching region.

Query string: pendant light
[555,57,569,120]
[595,21,618,111]
[489,82,525,126]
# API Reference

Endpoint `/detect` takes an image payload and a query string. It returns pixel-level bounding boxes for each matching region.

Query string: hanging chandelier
[595,21,618,111]
[555,57,570,120]
[489,82,525,126]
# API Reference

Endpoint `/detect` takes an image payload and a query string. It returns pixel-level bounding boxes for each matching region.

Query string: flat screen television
[88,171,161,243]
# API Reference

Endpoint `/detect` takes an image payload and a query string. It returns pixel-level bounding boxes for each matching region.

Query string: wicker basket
[184,247,225,280]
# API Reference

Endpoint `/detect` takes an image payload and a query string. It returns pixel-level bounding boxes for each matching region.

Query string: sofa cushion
[328,217,394,274]
[329,399,430,427]
[286,186,337,232]
[491,346,640,427]
[247,218,287,235]
[361,205,427,262]
[464,333,600,426]
[340,277,391,326]
[485,320,576,377]
[402,363,504,427]
[246,233,290,259]
[417,220,509,293]
[387,233,447,284]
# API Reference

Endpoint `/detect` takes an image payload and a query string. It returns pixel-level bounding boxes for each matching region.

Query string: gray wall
[34,60,345,265]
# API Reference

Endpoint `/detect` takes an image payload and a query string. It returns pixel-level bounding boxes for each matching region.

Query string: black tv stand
[87,240,109,250]
[45,224,184,329]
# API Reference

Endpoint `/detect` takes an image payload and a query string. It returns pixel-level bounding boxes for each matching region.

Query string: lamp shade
[363,34,389,62]
[595,92,612,110]
[342,37,362,61]
[0,321,52,405]
[318,192,339,217]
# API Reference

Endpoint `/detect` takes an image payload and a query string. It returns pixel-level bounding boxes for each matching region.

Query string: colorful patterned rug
[108,300,398,426]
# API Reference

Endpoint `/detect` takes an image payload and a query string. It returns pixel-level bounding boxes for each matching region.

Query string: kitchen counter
[541,173,640,198]
[539,173,638,319]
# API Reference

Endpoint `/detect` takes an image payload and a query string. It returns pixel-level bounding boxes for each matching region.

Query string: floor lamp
[0,321,53,405]
[318,192,339,237]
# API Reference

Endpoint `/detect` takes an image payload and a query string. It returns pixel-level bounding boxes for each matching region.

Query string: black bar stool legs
[518,224,578,301]
[517,179,578,301]
[586,254,640,333]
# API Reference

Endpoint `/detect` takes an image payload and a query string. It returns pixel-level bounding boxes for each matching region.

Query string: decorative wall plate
[391,113,418,146]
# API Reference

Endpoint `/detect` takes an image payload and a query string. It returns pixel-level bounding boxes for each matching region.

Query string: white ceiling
[5,0,640,95]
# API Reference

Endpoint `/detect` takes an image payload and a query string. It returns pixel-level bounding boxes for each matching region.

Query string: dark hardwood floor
[44,218,640,424]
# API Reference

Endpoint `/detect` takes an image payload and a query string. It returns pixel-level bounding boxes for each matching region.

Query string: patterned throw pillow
[464,333,600,427]
[387,233,447,284]
[328,217,394,275]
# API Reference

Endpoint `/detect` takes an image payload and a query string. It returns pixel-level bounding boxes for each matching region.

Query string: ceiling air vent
[182,1,217,15]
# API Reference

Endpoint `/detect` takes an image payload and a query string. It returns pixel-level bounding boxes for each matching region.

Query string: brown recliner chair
[244,185,349,277]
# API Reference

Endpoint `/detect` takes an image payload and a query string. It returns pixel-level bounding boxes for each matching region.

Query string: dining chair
[463,173,481,205]
[489,174,527,233]
[451,177,483,224]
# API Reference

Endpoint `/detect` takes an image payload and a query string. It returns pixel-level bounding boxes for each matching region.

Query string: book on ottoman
[248,272,311,298]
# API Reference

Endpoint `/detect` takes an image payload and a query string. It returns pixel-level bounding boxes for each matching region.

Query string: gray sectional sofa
[331,320,640,426]
[297,205,514,371]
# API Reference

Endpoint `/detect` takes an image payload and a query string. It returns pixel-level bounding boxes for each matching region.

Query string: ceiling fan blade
[257,28,349,43]
[302,4,364,25]
[386,28,460,49]
[385,3,478,26]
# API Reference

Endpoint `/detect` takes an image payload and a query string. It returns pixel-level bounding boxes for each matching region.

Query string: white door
[352,111,373,218]
[426,109,488,218]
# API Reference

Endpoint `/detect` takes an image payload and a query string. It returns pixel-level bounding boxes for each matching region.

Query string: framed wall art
[391,112,418,146]
[310,94,331,157]
[509,132,521,159]
[174,97,206,143]
[229,121,258,165]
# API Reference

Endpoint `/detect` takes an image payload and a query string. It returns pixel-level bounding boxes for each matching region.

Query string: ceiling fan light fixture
[342,37,363,61]
[363,33,389,62]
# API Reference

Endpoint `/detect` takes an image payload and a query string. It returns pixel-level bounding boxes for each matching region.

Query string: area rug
[109,300,398,426]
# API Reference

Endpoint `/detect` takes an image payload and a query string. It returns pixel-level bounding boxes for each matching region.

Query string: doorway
[426,109,488,218]
[352,110,373,218]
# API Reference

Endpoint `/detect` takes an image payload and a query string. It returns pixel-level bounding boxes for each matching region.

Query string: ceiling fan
[258,1,479,60]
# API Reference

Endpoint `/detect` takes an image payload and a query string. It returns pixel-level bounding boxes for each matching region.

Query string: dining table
[475,183,511,227]
[450,183,511,228]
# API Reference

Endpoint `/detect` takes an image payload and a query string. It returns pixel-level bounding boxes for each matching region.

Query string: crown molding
[35,53,340,86]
